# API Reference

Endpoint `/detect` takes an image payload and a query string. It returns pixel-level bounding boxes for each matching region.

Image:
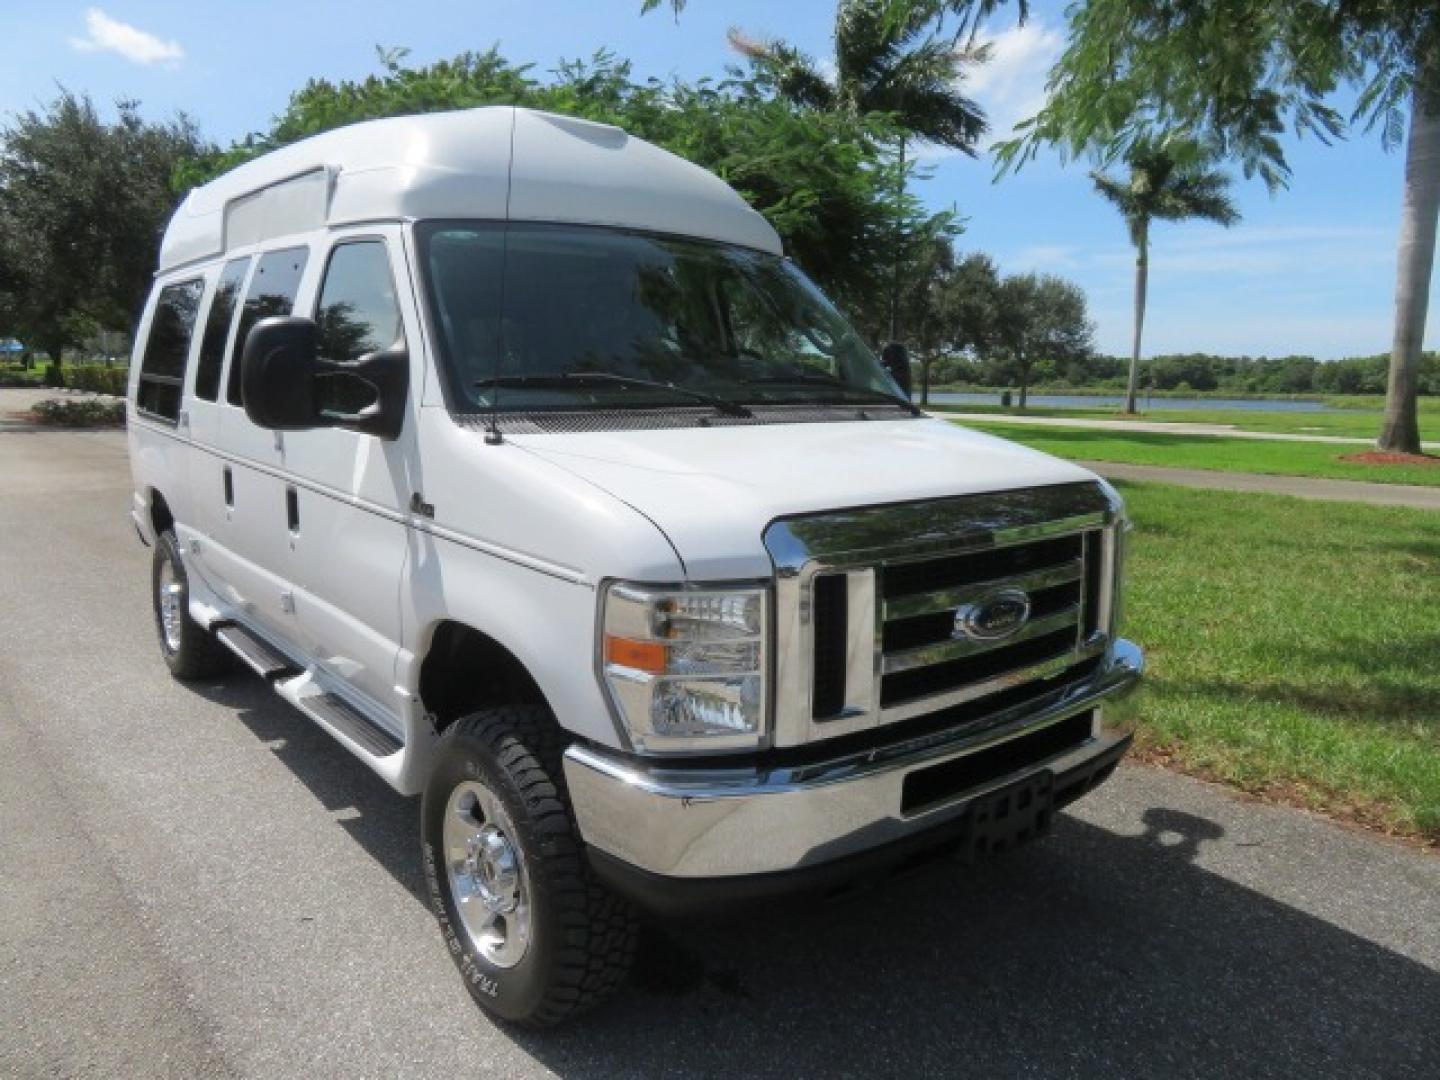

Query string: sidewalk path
[1081,459,1440,510]
[939,409,1440,450]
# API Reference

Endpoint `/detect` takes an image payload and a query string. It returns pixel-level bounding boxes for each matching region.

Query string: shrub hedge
[30,398,126,427]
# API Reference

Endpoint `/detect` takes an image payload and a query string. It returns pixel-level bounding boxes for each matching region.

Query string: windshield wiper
[740,373,923,417]
[473,372,753,418]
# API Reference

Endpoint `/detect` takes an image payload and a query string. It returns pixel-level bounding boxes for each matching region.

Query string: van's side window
[226,246,309,406]
[136,279,204,423]
[316,241,404,362]
[194,258,250,402]
[314,241,405,416]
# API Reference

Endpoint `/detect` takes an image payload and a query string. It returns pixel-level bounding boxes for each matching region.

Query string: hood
[512,416,1098,580]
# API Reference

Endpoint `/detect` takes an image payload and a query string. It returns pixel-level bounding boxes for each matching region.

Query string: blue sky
[2,0,1430,359]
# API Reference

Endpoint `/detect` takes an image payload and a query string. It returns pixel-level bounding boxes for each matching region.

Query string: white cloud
[1004,225,1392,283]
[1090,225,1393,277]
[70,8,183,67]
[1009,244,1081,272]
[909,18,1063,161]
[967,19,1064,146]
[995,224,1404,356]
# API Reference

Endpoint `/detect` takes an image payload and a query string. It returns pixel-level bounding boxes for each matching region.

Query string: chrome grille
[877,530,1099,718]
[764,482,1121,748]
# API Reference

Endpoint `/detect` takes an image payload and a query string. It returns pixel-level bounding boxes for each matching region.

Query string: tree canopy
[992,0,1440,449]
[188,47,958,344]
[0,91,207,360]
[728,0,992,155]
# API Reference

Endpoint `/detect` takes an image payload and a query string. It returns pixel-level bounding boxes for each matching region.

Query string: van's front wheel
[422,705,636,1027]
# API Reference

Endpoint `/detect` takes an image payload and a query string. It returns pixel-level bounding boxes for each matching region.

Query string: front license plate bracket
[961,770,1055,862]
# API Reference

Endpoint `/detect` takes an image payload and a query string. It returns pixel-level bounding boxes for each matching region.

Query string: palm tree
[1091,141,1241,414]
[729,0,1002,340]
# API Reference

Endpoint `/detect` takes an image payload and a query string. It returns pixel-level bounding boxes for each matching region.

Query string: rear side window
[137,279,204,422]
[194,258,250,402]
[226,246,309,406]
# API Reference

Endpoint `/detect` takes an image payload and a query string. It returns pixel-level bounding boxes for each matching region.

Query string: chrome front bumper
[563,639,1143,884]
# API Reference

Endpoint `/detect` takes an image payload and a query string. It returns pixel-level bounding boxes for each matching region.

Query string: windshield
[416,221,905,415]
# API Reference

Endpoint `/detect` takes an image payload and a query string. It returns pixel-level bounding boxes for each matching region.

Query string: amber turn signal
[604,635,668,675]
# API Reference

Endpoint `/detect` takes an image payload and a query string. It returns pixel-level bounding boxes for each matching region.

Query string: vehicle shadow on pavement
[193,677,428,904]
[203,680,1438,1079]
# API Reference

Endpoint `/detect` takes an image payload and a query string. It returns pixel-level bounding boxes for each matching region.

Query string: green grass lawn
[929,397,1440,440]
[959,420,1440,487]
[1109,482,1440,841]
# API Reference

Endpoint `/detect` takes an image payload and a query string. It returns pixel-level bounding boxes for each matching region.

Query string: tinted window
[137,279,204,422]
[226,246,309,406]
[194,258,250,402]
[314,241,404,417]
[417,222,899,414]
[316,242,403,362]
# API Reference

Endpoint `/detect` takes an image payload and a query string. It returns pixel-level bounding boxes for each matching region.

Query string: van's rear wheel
[422,705,636,1027]
[152,530,231,680]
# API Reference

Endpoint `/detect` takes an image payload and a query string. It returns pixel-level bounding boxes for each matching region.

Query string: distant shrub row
[1,361,129,393]
[929,350,1440,397]
[62,364,129,395]
[30,397,126,427]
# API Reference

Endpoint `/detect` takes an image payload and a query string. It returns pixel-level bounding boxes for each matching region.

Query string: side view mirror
[880,341,913,398]
[241,317,408,440]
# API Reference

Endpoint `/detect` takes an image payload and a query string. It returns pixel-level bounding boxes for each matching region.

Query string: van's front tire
[422,705,637,1027]
[152,530,232,681]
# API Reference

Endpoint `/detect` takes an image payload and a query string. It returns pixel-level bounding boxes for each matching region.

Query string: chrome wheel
[157,558,185,653]
[444,780,532,969]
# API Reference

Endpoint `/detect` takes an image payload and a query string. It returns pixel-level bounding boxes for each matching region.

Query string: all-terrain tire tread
[448,705,637,1026]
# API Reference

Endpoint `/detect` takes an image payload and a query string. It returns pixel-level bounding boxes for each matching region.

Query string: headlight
[599,582,768,753]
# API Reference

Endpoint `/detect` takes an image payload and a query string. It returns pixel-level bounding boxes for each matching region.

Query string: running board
[302,691,404,757]
[272,671,406,758]
[214,623,300,680]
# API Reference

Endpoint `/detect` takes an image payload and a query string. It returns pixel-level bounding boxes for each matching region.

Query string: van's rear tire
[422,705,637,1027]
[152,530,232,681]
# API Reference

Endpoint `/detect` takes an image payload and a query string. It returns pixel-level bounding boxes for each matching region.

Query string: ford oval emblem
[954,588,1032,642]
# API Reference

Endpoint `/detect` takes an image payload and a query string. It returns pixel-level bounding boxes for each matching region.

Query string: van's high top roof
[159,106,783,273]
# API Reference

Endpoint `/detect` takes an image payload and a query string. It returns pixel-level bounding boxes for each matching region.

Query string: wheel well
[149,489,174,538]
[418,622,549,734]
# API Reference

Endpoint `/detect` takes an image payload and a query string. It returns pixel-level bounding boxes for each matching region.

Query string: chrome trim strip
[881,635,1108,724]
[883,560,1083,621]
[882,606,1082,674]
[564,639,1143,877]
[835,568,878,726]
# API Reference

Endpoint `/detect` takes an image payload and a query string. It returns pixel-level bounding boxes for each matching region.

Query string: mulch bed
[1337,450,1440,467]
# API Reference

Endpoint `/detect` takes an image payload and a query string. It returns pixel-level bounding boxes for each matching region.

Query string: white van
[128,106,1142,1027]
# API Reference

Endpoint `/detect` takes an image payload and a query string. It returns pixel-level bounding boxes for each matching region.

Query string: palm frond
[1152,167,1241,226]
[727,28,838,111]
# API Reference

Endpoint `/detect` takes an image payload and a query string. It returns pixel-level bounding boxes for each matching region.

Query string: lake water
[928,392,1346,413]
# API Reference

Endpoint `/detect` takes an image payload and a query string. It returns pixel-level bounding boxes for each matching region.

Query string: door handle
[285,486,299,534]
[222,466,234,508]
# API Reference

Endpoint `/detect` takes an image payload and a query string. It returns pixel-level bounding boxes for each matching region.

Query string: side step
[215,623,300,680]
[301,691,404,757]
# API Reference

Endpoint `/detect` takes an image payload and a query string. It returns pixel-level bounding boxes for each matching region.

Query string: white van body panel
[129,105,1108,803]
[513,419,1098,580]
[158,107,781,275]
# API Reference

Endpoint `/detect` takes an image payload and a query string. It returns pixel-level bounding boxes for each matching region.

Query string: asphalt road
[2,422,1438,1079]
